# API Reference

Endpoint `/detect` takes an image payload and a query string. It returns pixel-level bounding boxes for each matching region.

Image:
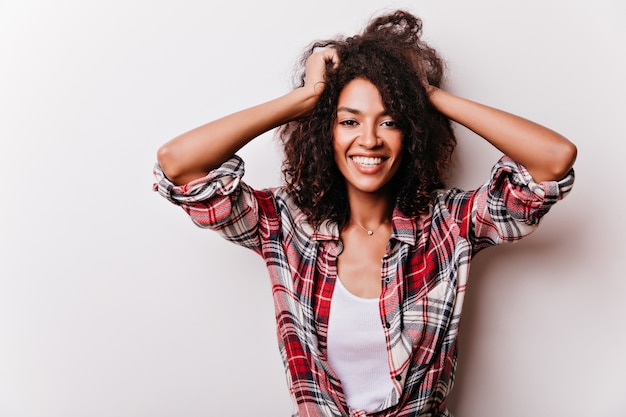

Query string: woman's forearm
[156,86,320,185]
[428,87,577,182]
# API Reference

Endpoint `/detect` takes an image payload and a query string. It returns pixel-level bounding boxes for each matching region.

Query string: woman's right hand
[303,48,339,97]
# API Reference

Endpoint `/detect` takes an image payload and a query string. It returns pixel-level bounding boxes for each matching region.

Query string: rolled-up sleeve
[471,156,575,251]
[153,155,262,251]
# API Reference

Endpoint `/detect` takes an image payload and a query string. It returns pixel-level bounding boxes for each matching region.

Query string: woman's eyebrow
[336,106,361,114]
[336,106,391,116]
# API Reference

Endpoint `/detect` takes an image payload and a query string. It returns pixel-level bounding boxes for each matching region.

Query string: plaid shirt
[154,156,574,417]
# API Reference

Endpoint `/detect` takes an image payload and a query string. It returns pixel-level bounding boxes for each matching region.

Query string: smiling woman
[153,9,576,417]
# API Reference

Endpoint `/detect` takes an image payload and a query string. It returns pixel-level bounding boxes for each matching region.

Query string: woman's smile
[351,155,386,167]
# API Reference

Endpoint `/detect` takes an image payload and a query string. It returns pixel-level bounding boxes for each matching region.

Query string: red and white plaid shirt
[154,155,574,416]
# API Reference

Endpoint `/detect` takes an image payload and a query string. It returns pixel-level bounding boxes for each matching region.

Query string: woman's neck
[346,190,394,231]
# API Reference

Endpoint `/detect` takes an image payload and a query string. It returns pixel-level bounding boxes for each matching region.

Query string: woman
[153,10,576,417]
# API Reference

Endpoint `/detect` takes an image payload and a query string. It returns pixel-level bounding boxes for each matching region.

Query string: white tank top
[326,277,393,412]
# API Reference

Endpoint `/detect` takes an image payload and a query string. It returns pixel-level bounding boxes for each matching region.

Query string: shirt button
[384,277,391,283]
[395,375,402,381]
[385,322,391,328]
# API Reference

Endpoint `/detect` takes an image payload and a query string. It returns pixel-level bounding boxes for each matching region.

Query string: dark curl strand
[279,10,456,229]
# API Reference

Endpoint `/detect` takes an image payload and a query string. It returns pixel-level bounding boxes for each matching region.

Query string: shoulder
[431,187,476,220]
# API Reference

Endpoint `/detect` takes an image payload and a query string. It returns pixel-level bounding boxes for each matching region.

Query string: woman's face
[332,78,403,198]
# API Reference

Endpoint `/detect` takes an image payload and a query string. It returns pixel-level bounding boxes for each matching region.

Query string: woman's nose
[357,125,381,148]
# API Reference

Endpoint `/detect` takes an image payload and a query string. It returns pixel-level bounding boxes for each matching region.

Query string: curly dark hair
[279,10,456,229]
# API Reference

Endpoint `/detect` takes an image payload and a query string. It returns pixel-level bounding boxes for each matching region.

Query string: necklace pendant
[367,230,373,236]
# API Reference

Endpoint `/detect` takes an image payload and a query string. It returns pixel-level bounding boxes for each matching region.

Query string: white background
[1,0,625,416]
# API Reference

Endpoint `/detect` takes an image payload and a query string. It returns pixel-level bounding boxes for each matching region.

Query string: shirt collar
[390,207,418,246]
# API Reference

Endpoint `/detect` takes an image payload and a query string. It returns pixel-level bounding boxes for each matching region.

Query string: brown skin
[338,222,391,298]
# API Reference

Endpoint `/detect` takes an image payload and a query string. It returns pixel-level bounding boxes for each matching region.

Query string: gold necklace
[351,217,386,236]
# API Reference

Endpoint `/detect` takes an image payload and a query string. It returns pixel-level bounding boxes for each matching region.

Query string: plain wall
[1,0,624,416]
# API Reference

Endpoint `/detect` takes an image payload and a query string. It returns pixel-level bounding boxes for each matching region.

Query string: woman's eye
[339,120,358,126]
[381,120,398,128]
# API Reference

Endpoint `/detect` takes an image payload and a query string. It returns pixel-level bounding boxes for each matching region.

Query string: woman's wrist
[284,85,323,121]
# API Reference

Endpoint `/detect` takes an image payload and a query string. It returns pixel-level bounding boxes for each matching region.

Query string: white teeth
[351,156,384,167]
